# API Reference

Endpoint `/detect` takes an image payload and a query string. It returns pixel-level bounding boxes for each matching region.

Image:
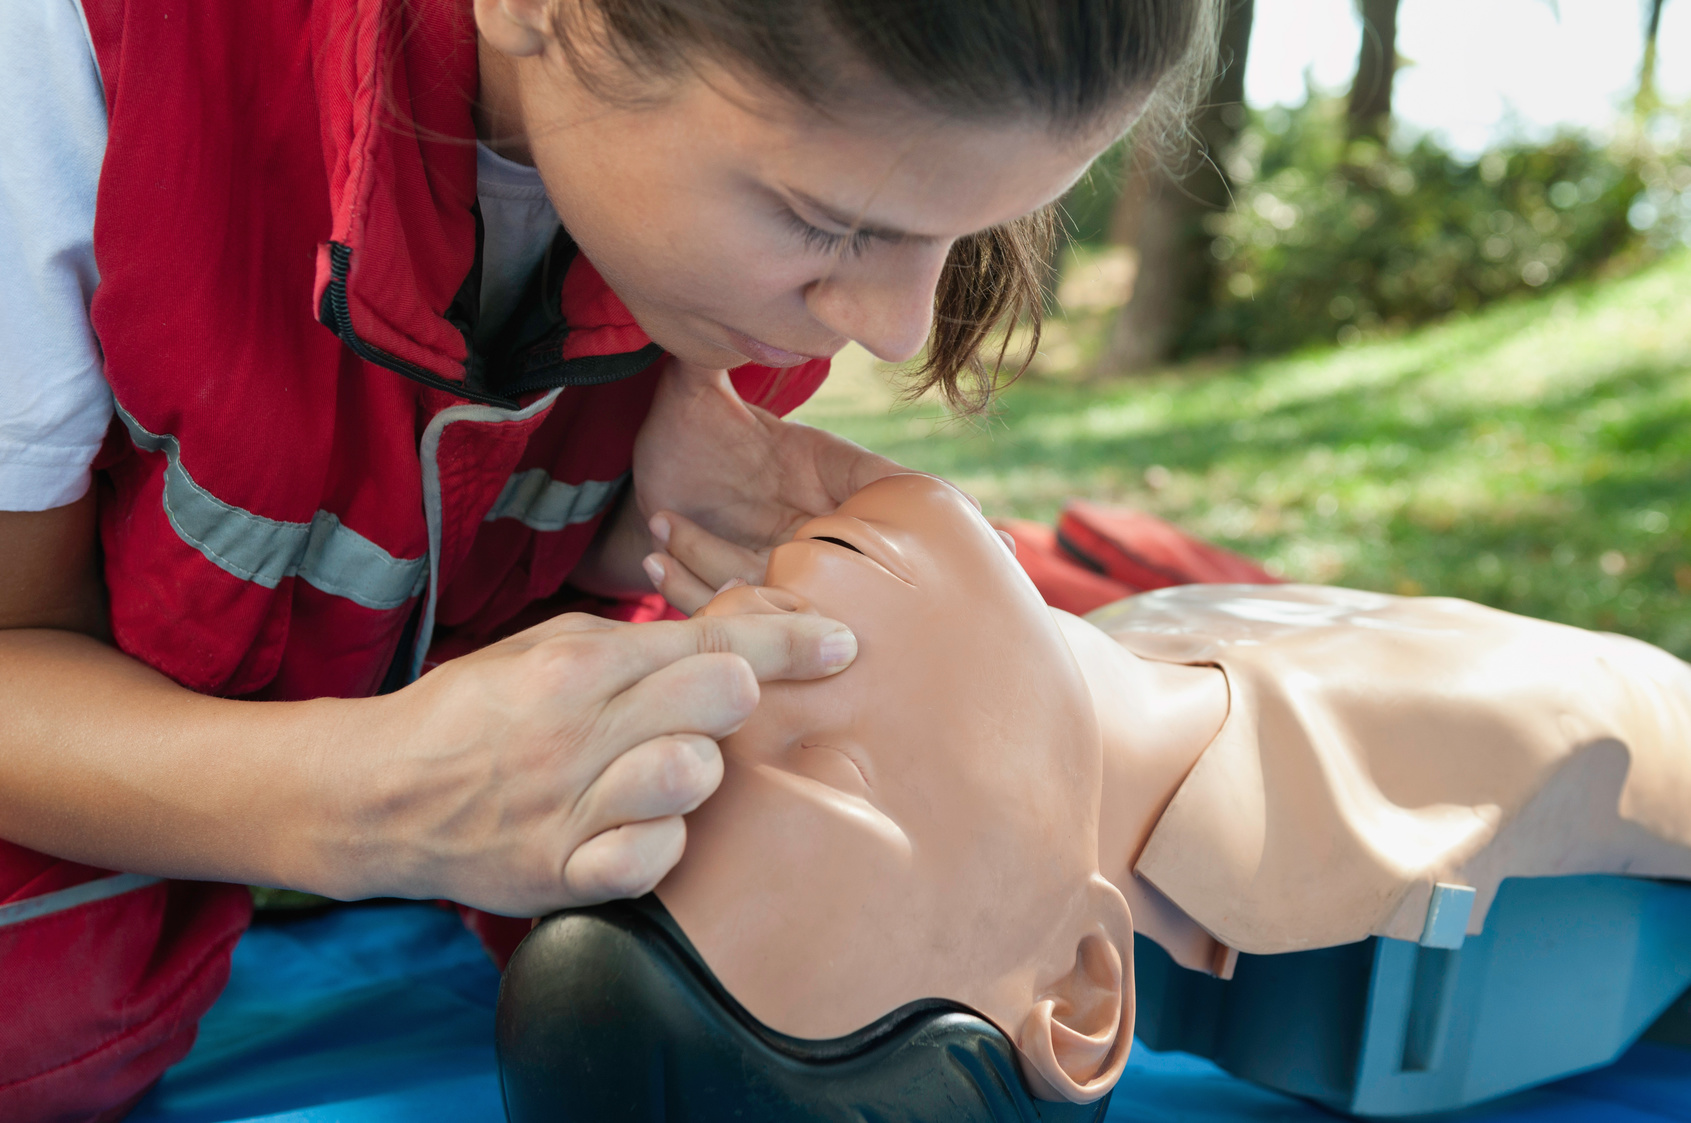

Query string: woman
[0,0,1219,1116]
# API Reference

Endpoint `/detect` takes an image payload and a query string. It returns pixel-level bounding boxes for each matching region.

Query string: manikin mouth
[810,536,865,555]
[796,516,917,586]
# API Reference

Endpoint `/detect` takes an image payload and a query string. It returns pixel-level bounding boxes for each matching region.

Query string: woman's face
[478,14,1120,368]
[656,475,1132,1101]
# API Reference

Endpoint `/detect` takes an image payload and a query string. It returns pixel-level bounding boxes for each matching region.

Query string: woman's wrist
[259,691,408,902]
[0,629,384,894]
[567,487,658,598]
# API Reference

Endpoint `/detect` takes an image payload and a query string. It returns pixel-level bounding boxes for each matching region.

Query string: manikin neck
[1054,611,1236,976]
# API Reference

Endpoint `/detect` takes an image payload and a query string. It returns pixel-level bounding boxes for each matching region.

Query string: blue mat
[129,902,1691,1122]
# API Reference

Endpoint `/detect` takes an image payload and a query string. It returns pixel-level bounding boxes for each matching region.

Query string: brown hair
[555,0,1223,410]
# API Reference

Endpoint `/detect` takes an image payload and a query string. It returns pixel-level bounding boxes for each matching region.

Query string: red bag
[997,501,1280,617]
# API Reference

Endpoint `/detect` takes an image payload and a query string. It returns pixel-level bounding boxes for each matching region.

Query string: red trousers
[0,841,252,1123]
[0,596,673,1122]
[0,841,546,1123]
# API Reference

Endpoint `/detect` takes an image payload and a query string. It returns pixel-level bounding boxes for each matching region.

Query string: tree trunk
[1636,0,1668,118]
[1101,0,1255,374]
[1347,0,1401,144]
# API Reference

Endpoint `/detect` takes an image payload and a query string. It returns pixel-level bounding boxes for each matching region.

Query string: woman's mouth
[722,327,832,368]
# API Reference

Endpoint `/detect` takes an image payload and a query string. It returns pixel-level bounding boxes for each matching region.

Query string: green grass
[794,250,1691,657]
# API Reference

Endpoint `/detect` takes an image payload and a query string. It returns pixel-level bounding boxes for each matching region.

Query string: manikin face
[657,475,1136,1103]
[474,5,1122,369]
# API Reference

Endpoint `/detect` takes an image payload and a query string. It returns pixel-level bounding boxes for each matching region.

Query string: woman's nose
[804,243,952,363]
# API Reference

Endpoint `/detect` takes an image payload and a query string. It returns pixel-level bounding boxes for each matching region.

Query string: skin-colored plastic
[1089,583,1691,954]
[656,473,1691,1103]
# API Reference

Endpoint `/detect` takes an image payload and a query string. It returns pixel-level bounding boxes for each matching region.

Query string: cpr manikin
[499,474,1691,1116]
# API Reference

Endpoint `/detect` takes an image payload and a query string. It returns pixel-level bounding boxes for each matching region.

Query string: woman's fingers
[575,733,723,830]
[373,599,854,916]
[549,735,722,906]
[650,510,766,590]
[575,607,857,701]
[642,550,717,615]
[561,816,690,904]
[596,652,760,751]
[590,624,854,754]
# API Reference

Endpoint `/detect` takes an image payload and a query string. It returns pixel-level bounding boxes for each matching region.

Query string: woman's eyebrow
[784,187,924,243]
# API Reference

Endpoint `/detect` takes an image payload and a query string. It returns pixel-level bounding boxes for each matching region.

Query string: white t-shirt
[0,0,562,511]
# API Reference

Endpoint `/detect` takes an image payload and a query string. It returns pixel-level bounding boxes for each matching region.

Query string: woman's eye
[810,536,865,555]
[785,211,874,259]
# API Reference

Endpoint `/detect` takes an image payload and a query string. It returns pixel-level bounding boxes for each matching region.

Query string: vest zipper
[318,242,662,408]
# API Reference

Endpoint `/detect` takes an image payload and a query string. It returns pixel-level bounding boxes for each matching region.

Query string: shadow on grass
[817,274,1691,653]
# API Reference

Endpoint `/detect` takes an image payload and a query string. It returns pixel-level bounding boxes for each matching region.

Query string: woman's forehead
[667,70,1115,241]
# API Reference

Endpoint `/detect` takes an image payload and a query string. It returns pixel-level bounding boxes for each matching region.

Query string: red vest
[81,0,830,701]
[0,2,826,1114]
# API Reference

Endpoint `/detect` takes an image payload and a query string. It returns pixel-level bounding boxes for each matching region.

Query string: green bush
[1180,97,1691,356]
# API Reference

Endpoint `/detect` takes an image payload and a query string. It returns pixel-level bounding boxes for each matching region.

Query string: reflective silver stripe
[116,405,427,611]
[0,873,163,929]
[483,469,626,532]
[414,391,563,680]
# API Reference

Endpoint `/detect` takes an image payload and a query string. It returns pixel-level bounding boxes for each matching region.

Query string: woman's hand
[340,608,857,916]
[0,495,855,918]
[628,359,906,612]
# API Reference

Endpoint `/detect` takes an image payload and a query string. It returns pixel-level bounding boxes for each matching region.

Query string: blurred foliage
[249,886,338,912]
[1058,95,1691,360]
[1059,138,1132,248]
[796,250,1691,658]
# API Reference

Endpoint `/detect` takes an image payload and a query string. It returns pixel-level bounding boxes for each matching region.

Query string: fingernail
[642,555,665,586]
[649,514,671,547]
[818,628,858,672]
[998,529,1018,557]
[716,577,745,594]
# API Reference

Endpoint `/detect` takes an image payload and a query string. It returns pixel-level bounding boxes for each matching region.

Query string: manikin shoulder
[1088,584,1691,955]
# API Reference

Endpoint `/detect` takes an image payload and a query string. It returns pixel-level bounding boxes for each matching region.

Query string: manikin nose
[698,584,815,619]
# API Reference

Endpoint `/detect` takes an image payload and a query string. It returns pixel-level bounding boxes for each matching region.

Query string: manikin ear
[1016,877,1135,1104]
[473,0,555,59]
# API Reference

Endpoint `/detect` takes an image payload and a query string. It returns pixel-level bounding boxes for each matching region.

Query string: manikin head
[656,474,1136,1103]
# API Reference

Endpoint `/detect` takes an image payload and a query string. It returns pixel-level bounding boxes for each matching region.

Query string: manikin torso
[1087,584,1691,959]
[654,474,1691,1103]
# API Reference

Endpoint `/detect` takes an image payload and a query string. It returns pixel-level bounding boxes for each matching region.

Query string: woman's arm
[0,495,858,914]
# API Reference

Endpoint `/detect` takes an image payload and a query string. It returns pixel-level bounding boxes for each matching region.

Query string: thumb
[692,589,859,682]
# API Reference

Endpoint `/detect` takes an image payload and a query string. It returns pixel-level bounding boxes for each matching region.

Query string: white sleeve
[0,0,113,512]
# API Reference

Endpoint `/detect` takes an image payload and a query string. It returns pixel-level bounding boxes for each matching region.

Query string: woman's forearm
[569,485,661,598]
[0,627,362,895]
[0,497,860,917]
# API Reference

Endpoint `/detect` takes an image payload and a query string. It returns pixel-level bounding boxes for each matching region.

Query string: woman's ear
[473,0,554,59]
[1015,877,1135,1104]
